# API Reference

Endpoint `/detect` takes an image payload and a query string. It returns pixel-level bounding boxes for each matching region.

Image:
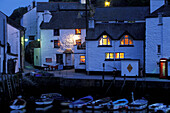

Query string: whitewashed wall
[146,17,170,74]
[7,24,20,73]
[86,40,144,72]
[0,12,7,73]
[39,29,86,67]
[22,8,37,46]
[34,48,40,66]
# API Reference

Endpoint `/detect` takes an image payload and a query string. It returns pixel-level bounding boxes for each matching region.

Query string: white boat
[35,98,54,105]
[86,97,111,109]
[148,103,164,111]
[69,96,93,109]
[107,98,129,110]
[155,105,170,112]
[128,99,148,110]
[10,96,26,110]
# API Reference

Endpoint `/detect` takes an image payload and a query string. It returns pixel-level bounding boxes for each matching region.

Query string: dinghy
[86,97,112,109]
[10,96,26,110]
[107,98,129,110]
[35,94,54,105]
[69,96,93,109]
[155,105,170,112]
[148,103,164,111]
[128,99,148,110]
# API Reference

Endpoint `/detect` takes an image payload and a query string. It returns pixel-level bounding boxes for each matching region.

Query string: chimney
[43,10,52,23]
[150,0,165,13]
[32,0,36,8]
[89,18,94,28]
[27,5,31,11]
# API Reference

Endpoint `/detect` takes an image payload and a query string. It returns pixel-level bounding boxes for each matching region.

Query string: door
[65,54,71,66]
[160,58,167,79]
[56,54,63,64]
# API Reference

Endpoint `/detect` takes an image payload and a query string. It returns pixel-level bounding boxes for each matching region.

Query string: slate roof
[86,23,145,40]
[37,2,87,12]
[7,18,25,31]
[94,7,149,21]
[40,11,86,29]
[147,5,170,18]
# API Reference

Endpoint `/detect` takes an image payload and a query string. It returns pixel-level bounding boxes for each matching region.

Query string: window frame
[54,40,60,48]
[98,35,112,47]
[120,35,134,47]
[46,58,52,63]
[105,52,125,61]
[54,29,60,36]
[80,55,85,64]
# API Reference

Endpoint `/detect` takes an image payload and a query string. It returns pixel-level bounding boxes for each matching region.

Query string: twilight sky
[0,0,48,16]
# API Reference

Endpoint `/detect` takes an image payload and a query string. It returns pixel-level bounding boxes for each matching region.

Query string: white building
[145,0,170,78]
[0,11,25,74]
[21,1,87,46]
[34,11,87,68]
[84,7,149,76]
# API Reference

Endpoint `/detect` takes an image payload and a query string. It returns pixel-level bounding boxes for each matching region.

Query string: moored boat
[155,105,170,112]
[148,103,164,111]
[69,96,93,109]
[35,98,54,105]
[107,98,129,110]
[128,99,148,110]
[10,96,26,110]
[86,97,112,109]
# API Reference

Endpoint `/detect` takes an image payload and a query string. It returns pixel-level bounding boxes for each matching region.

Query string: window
[75,29,81,35]
[29,36,34,40]
[120,35,133,45]
[105,52,124,60]
[54,29,59,36]
[105,53,114,60]
[46,58,52,63]
[80,56,85,63]
[115,52,124,59]
[54,40,60,48]
[99,35,111,46]
[76,39,81,46]
[56,54,63,64]
[158,45,161,54]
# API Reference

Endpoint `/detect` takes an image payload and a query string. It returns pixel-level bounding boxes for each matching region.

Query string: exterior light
[37,39,40,41]
[25,39,28,42]
[105,1,110,7]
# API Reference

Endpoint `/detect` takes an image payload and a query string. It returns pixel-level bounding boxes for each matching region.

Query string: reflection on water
[36,105,53,111]
[10,109,26,113]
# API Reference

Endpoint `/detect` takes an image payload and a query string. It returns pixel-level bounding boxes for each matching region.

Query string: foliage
[25,41,40,64]
[9,7,27,25]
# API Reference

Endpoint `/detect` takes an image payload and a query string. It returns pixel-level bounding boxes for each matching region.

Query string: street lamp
[105,1,110,7]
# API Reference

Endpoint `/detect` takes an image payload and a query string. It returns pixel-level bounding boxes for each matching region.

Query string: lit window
[115,52,124,59]
[99,35,111,46]
[46,58,52,63]
[120,35,133,45]
[54,40,60,48]
[76,39,81,46]
[75,29,81,35]
[80,56,85,63]
[105,53,114,59]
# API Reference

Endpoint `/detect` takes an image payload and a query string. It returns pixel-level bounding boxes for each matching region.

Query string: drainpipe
[3,19,6,74]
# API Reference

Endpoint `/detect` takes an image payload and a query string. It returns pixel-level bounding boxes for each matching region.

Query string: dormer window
[75,29,81,35]
[120,35,133,46]
[99,35,111,46]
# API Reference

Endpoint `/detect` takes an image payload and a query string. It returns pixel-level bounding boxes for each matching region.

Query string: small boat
[35,94,54,105]
[148,103,164,111]
[155,105,170,112]
[10,96,26,110]
[69,96,93,109]
[107,98,129,110]
[128,99,148,110]
[86,97,112,109]
[60,100,72,107]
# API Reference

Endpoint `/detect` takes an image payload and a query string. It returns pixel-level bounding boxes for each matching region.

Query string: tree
[9,7,27,25]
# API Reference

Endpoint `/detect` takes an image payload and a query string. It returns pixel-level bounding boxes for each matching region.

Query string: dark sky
[0,0,48,16]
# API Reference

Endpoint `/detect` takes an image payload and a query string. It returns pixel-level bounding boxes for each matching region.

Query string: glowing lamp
[105,1,110,7]
[25,39,28,42]
[37,39,40,41]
